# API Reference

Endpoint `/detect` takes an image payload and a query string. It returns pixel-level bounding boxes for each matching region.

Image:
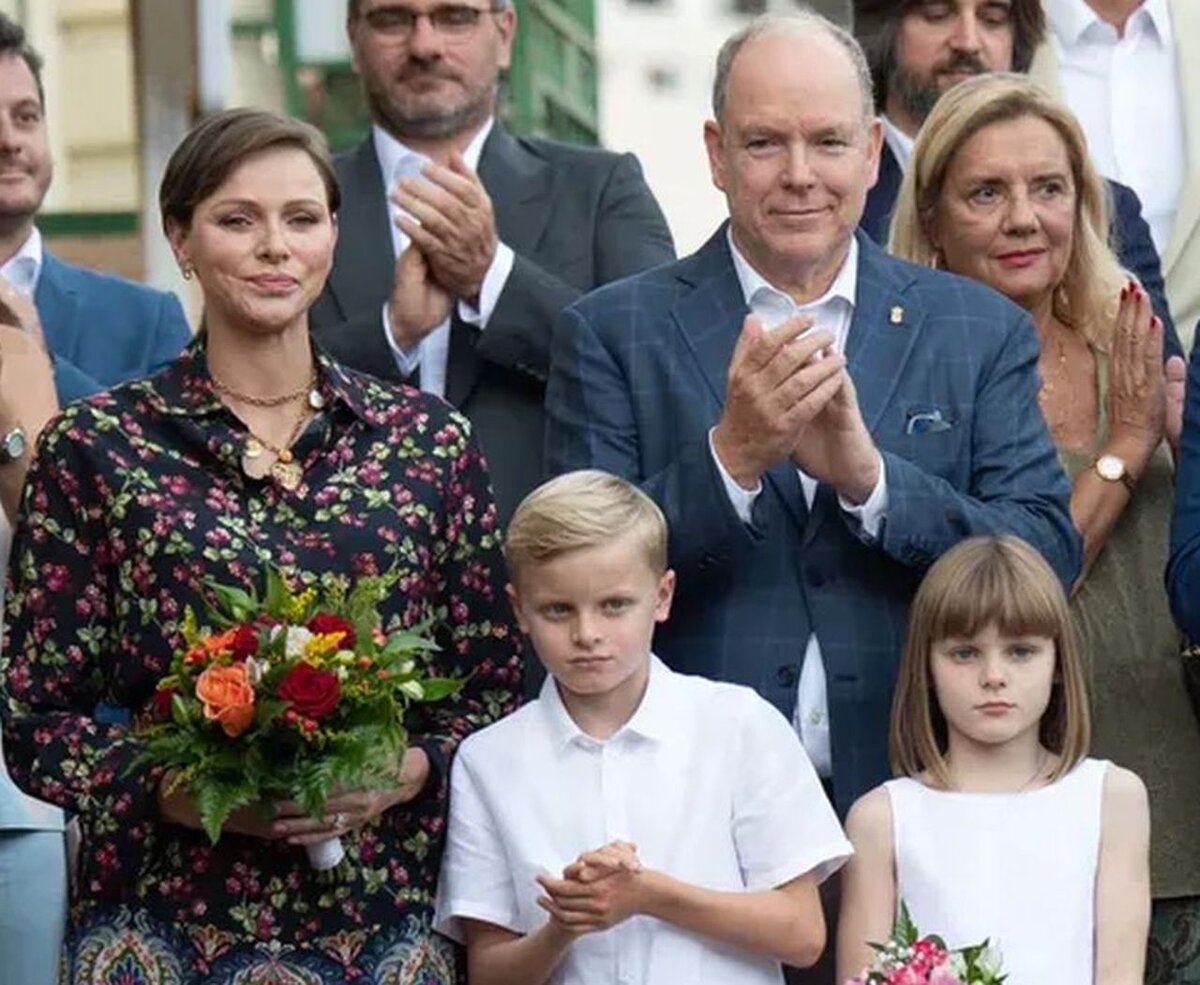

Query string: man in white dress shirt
[1031,0,1200,346]
[310,0,675,527]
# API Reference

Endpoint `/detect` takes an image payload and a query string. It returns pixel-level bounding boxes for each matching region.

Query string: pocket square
[905,408,954,435]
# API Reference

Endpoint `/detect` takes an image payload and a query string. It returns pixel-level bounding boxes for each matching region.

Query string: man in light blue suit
[0,14,188,411]
[545,12,1080,817]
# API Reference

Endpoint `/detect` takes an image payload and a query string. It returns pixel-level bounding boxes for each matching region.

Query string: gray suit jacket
[310,123,675,521]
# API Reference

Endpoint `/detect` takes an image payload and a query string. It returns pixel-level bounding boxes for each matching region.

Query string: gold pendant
[271,459,303,490]
[244,436,265,459]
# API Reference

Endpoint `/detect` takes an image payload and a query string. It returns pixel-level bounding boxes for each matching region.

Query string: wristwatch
[0,425,26,465]
[1094,453,1136,494]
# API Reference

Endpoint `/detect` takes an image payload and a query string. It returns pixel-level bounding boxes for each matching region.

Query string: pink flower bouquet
[845,903,1006,985]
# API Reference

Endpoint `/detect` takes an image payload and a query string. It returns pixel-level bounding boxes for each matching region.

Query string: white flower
[978,944,1003,977]
[285,626,314,659]
[336,666,349,682]
[399,680,425,700]
[950,953,968,977]
[244,656,269,685]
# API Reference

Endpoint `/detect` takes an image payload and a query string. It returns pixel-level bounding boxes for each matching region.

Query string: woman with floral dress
[0,108,522,985]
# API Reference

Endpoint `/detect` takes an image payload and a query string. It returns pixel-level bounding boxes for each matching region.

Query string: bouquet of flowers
[845,903,1006,985]
[132,568,462,869]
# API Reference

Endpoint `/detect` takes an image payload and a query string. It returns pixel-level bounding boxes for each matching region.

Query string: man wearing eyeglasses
[311,0,675,525]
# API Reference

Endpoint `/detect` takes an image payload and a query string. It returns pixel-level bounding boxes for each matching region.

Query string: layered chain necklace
[211,371,325,491]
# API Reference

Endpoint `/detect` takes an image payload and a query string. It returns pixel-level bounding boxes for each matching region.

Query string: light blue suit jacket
[546,228,1080,811]
[35,253,191,403]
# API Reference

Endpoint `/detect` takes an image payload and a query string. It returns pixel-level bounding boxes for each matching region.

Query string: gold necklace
[211,370,325,411]
[1036,329,1071,435]
[240,402,312,491]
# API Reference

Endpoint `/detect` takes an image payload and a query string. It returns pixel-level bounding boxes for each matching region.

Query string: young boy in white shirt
[435,469,852,985]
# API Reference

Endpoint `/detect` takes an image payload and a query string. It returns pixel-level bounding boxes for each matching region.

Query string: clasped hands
[712,313,880,504]
[536,840,649,937]
[157,747,431,847]
[387,152,499,351]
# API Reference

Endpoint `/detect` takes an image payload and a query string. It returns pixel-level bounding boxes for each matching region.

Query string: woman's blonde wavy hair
[889,73,1126,350]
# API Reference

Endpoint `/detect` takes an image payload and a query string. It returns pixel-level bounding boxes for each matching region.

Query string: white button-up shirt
[882,115,915,174]
[436,655,851,985]
[708,233,887,776]
[374,118,515,396]
[1046,0,1184,256]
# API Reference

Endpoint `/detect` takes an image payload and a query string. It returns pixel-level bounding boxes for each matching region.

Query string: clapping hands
[536,840,647,936]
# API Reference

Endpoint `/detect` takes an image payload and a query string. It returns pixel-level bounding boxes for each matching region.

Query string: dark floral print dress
[0,341,522,985]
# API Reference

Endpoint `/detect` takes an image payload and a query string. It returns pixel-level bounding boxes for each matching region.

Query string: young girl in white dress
[837,536,1150,985]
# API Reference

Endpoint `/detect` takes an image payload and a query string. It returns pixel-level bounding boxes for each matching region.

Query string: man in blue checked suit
[545,13,1080,816]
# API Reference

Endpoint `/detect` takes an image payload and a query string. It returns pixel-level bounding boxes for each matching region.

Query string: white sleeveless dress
[886,758,1108,985]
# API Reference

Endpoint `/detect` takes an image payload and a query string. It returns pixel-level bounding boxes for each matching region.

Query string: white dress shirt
[374,118,515,396]
[436,655,851,985]
[882,115,916,174]
[0,226,43,617]
[708,233,887,776]
[1046,0,1184,256]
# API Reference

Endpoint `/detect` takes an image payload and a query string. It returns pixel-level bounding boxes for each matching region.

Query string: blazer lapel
[327,139,395,320]
[670,227,809,532]
[34,253,80,358]
[803,235,924,547]
[478,123,554,253]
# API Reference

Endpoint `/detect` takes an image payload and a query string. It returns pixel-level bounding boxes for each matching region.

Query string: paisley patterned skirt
[62,906,461,985]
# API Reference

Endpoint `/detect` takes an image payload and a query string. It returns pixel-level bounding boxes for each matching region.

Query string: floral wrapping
[0,341,523,984]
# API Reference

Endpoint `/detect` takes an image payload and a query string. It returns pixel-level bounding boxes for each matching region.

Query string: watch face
[2,427,26,462]
[1096,454,1125,481]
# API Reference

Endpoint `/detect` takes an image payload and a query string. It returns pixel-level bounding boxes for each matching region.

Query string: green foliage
[130,566,465,844]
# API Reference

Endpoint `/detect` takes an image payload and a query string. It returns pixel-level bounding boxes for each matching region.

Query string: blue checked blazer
[545,227,1080,811]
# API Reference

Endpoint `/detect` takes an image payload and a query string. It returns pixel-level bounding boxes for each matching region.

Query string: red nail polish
[1120,285,1129,300]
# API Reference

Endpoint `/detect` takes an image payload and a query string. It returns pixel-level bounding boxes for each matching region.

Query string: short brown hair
[159,108,339,233]
[889,536,1090,788]
[504,470,668,582]
[853,0,1045,112]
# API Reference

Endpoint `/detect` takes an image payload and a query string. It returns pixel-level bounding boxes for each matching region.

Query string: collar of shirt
[372,116,495,195]
[881,115,915,174]
[538,653,676,749]
[0,226,43,297]
[1047,0,1171,46]
[149,336,378,426]
[726,228,858,347]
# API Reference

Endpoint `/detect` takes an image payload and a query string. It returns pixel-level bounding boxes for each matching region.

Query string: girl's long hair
[890,536,1090,788]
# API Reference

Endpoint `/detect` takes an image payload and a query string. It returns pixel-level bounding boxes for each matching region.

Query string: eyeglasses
[361,4,501,38]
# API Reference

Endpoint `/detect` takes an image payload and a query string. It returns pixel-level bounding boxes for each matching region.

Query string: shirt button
[776,665,798,688]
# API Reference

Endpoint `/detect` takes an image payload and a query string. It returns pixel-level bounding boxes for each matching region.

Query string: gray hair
[711,10,876,124]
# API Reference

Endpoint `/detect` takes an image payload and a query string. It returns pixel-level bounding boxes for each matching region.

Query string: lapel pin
[889,305,904,325]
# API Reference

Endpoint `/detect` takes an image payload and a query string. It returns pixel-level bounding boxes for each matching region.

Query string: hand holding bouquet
[132,568,462,869]
[845,903,1005,985]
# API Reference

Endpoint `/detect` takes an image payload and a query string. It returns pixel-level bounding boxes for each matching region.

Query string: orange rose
[195,663,255,738]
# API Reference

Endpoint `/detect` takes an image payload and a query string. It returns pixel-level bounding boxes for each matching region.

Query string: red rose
[150,688,176,722]
[306,612,356,649]
[230,624,260,662]
[277,663,340,720]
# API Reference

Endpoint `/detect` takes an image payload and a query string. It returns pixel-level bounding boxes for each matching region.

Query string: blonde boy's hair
[504,470,668,580]
[889,73,1126,352]
[890,536,1091,788]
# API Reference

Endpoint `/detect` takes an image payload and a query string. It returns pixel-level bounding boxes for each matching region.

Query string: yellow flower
[303,631,346,666]
[283,587,317,623]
